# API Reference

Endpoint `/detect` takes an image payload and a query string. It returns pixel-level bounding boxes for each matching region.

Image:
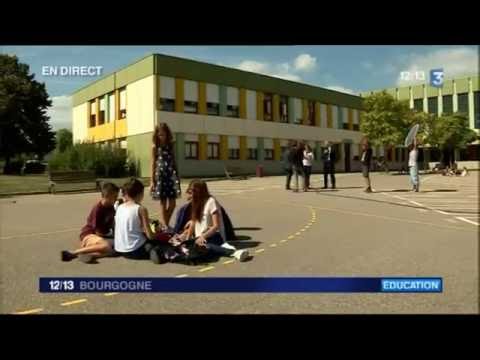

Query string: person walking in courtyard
[360,139,373,193]
[408,140,420,192]
[150,123,181,231]
[303,144,314,189]
[292,141,306,192]
[321,141,336,189]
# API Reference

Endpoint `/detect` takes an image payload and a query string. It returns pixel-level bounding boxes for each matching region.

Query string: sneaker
[233,249,249,262]
[61,250,76,262]
[364,187,372,193]
[78,254,95,264]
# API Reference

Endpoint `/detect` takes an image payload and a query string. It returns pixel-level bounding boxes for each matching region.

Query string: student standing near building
[408,141,420,192]
[303,144,314,190]
[282,141,295,190]
[150,123,181,231]
[321,141,336,189]
[292,141,306,192]
[360,139,373,193]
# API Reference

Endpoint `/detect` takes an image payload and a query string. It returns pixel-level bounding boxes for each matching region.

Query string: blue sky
[1,45,478,130]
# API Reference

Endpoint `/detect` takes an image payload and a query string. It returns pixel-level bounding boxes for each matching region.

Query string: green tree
[0,54,56,172]
[428,113,477,166]
[360,91,411,149]
[56,128,73,152]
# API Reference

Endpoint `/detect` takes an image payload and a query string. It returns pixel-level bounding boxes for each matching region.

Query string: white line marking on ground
[456,217,479,226]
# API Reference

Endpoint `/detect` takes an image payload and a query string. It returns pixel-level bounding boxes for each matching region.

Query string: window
[185,142,198,160]
[226,105,239,117]
[386,148,393,162]
[184,80,198,114]
[474,91,480,129]
[428,97,438,114]
[457,93,469,114]
[264,149,274,160]
[307,100,315,126]
[207,102,219,116]
[159,76,175,112]
[89,100,96,127]
[119,88,127,119]
[279,96,288,122]
[442,95,453,114]
[413,98,423,112]
[99,97,105,125]
[264,93,273,121]
[207,143,219,160]
[248,148,258,160]
[294,98,303,124]
[226,87,239,118]
[343,122,349,130]
[353,123,360,131]
[184,100,198,114]
[228,136,240,160]
[229,149,240,160]
[108,93,115,122]
[160,98,175,112]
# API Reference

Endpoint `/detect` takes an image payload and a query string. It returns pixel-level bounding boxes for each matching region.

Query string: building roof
[72,53,363,109]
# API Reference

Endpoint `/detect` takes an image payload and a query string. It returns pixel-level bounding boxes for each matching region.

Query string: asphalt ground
[1,171,478,314]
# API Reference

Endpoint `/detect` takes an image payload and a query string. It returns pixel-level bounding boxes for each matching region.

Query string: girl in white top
[182,179,248,261]
[114,178,160,261]
[302,144,314,189]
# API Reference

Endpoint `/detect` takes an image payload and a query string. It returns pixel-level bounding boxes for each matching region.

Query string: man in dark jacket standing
[321,141,336,189]
[283,141,296,190]
[361,139,373,193]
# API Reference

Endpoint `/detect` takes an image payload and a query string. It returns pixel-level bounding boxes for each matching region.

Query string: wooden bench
[223,165,248,180]
[48,170,101,194]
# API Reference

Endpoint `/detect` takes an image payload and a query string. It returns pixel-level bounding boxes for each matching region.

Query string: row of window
[184,142,273,161]
[413,92,479,126]
[158,81,360,130]
[89,88,127,128]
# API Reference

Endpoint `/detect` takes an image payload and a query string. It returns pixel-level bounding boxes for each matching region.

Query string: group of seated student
[61,178,249,264]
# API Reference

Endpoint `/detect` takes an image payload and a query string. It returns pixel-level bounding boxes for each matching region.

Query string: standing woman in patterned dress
[150,123,181,230]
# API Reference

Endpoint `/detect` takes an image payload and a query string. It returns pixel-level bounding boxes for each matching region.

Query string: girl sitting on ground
[179,179,249,262]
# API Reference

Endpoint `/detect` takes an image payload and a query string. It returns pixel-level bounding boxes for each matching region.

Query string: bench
[48,170,101,194]
[223,165,248,180]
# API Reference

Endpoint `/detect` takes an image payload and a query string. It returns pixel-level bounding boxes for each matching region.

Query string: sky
[1,45,478,131]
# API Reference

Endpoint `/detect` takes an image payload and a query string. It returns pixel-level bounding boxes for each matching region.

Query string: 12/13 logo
[430,69,444,87]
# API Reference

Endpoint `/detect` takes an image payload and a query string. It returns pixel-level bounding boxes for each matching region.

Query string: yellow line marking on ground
[198,266,215,273]
[61,299,87,306]
[255,248,265,253]
[223,259,235,265]
[175,274,189,278]
[288,235,295,239]
[280,239,287,243]
[269,244,277,248]
[13,308,44,315]
[104,293,119,297]
[300,229,306,232]
[295,232,301,235]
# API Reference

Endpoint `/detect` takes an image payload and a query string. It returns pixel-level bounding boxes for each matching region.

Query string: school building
[72,53,409,178]
[360,75,480,168]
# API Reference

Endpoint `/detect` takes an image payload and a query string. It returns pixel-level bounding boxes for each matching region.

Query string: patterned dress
[151,145,181,200]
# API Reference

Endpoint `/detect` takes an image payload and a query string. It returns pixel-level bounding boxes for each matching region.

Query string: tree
[56,128,73,153]
[360,91,411,149]
[0,54,56,172]
[428,113,477,167]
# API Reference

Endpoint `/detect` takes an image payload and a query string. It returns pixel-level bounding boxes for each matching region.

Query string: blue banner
[39,277,443,293]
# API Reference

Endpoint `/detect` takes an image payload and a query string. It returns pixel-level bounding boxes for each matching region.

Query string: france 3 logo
[400,68,444,88]
[430,68,444,88]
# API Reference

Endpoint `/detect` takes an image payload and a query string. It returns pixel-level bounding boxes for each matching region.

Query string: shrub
[48,143,128,177]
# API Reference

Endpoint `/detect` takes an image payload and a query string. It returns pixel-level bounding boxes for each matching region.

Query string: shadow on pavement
[229,240,261,249]
[234,227,262,231]
[234,235,252,241]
